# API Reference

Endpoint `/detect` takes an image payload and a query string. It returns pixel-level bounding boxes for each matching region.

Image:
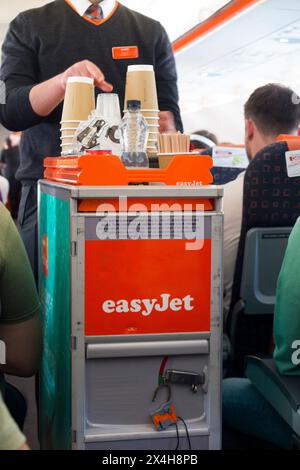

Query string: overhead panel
[174,0,300,120]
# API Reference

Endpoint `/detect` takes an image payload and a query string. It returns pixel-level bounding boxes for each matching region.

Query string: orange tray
[44,153,213,186]
[277,135,300,151]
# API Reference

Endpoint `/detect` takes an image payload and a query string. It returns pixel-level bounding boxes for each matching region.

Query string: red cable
[158,356,169,384]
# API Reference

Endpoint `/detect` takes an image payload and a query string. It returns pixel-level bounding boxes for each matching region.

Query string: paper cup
[60,120,81,124]
[60,128,78,133]
[147,142,158,147]
[61,130,77,138]
[158,153,192,169]
[123,107,159,127]
[61,148,75,157]
[144,116,159,120]
[61,121,81,131]
[61,137,75,145]
[61,142,77,148]
[142,112,159,120]
[158,154,173,169]
[61,148,75,156]
[61,137,76,145]
[123,109,159,117]
[145,121,159,128]
[60,144,74,149]
[124,109,159,119]
[60,130,79,137]
[61,143,75,148]
[147,132,158,138]
[97,93,121,122]
[62,76,95,122]
[124,65,158,111]
[147,150,158,157]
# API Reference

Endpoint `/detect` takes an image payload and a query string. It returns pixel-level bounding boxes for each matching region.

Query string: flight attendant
[0,0,183,278]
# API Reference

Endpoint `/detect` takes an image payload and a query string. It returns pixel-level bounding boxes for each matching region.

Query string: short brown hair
[244,84,300,136]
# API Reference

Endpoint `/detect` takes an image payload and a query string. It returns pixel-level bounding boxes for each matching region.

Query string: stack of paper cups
[124,65,159,155]
[97,93,121,123]
[60,76,95,155]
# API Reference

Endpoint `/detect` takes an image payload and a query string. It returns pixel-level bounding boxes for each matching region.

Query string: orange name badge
[112,46,139,60]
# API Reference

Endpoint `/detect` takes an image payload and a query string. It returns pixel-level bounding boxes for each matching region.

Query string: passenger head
[244,84,300,159]
[190,130,218,151]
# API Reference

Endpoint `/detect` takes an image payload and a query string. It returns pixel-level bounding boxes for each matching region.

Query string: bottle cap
[127,100,141,111]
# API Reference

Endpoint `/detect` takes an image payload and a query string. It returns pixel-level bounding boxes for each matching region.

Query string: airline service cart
[38,154,223,450]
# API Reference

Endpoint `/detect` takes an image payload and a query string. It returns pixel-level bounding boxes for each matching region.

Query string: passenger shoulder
[0,204,13,264]
[0,203,11,230]
[287,216,300,248]
[223,171,245,190]
[222,171,245,211]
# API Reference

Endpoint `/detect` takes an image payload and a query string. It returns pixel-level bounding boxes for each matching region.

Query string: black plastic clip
[164,369,205,393]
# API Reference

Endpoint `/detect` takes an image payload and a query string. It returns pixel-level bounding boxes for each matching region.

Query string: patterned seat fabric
[211,167,245,185]
[200,148,245,185]
[231,141,300,309]
[227,141,300,375]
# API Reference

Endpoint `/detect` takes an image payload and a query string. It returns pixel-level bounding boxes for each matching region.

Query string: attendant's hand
[60,60,113,92]
[30,60,113,117]
[159,111,176,133]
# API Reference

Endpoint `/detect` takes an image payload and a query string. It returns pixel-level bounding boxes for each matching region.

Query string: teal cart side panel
[39,192,71,450]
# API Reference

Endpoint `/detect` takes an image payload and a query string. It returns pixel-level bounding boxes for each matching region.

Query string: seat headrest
[277,134,300,151]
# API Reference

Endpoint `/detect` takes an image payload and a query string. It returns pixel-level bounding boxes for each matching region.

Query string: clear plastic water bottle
[119,100,149,168]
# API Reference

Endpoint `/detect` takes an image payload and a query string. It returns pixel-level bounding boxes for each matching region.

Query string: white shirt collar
[67,0,117,19]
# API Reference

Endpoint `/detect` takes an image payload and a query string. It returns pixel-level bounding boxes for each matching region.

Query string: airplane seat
[245,356,300,449]
[226,138,300,376]
[200,148,246,185]
[211,167,245,185]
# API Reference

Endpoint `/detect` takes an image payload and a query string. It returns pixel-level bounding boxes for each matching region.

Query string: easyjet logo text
[102,294,194,317]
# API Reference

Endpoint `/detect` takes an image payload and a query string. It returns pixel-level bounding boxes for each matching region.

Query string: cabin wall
[182,97,245,144]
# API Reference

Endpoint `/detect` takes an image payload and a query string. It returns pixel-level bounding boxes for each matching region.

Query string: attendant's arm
[0,14,44,131]
[159,111,176,134]
[0,14,112,130]
[274,218,300,375]
[29,60,113,118]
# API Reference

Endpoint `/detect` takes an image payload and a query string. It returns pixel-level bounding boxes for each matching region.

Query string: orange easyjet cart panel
[39,154,223,451]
